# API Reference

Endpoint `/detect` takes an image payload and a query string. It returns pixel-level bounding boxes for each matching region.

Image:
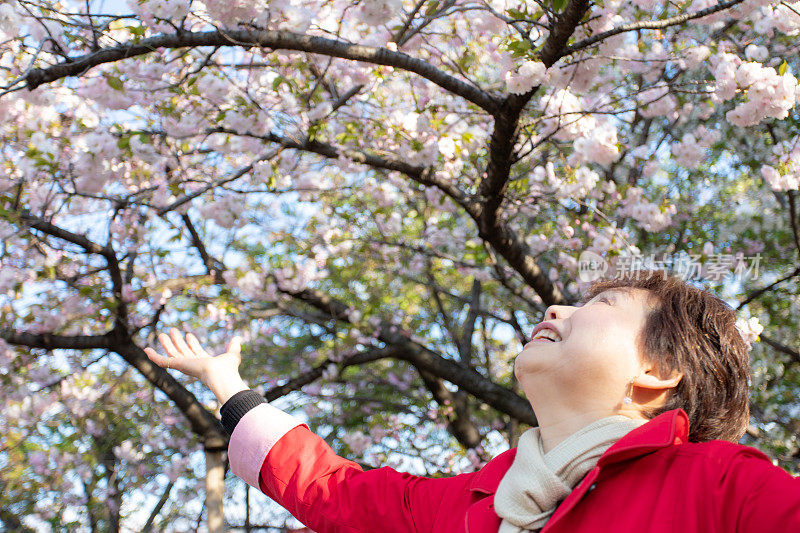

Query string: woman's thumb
[227,336,242,360]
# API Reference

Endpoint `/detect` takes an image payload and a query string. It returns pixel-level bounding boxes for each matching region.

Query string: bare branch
[181,213,225,284]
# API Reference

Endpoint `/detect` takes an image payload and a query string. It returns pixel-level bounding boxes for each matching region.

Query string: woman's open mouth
[530,329,562,342]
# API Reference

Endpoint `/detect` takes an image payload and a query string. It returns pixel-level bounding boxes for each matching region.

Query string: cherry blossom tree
[1,0,799,529]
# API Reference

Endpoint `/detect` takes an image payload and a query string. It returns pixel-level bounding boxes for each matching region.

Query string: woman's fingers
[186,332,210,357]
[147,329,236,381]
[145,345,202,378]
[144,347,170,368]
[157,332,181,358]
[169,328,195,358]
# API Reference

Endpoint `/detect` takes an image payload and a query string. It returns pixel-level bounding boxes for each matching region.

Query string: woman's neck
[534,407,647,454]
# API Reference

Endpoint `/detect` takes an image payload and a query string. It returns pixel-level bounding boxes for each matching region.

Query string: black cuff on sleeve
[220,389,266,436]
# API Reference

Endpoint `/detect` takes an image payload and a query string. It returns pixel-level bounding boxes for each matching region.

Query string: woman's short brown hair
[580,269,751,443]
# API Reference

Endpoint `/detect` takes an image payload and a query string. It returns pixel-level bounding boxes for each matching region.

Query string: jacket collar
[468,408,690,494]
[468,448,516,494]
[597,408,689,467]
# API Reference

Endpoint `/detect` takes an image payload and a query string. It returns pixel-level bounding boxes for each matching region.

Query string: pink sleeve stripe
[227,402,304,489]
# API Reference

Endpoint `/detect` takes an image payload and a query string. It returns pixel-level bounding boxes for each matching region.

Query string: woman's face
[515,287,654,414]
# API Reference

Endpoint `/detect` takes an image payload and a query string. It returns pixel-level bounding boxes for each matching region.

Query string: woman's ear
[636,369,683,391]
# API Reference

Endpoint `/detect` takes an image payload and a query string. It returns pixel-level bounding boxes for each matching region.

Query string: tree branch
[563,0,747,55]
[418,369,483,451]
[157,148,280,216]
[0,330,114,350]
[141,480,174,533]
[113,341,229,450]
[2,325,229,450]
[760,333,800,366]
[263,346,403,402]
[472,0,590,307]
[13,209,131,327]
[786,190,800,258]
[459,279,481,368]
[737,265,800,310]
[16,209,107,255]
[181,213,225,284]
[23,29,500,112]
[478,220,570,307]
[137,125,565,309]
[282,285,536,425]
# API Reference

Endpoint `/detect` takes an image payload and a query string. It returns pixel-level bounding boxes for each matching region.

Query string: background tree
[1,0,798,530]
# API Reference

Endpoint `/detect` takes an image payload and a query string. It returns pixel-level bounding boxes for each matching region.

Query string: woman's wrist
[207,373,251,405]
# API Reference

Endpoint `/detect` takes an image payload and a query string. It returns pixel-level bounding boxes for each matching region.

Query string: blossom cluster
[711,54,799,127]
[670,126,721,170]
[637,84,679,121]
[618,186,677,232]
[126,0,190,22]
[568,126,620,168]
[539,89,593,140]
[198,194,247,229]
[505,60,547,95]
[760,137,800,192]
[735,316,764,351]
[552,166,601,200]
[357,0,403,26]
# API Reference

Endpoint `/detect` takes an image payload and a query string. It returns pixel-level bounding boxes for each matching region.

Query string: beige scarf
[494,415,647,533]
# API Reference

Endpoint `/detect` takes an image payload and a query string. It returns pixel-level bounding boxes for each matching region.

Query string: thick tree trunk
[205,449,225,533]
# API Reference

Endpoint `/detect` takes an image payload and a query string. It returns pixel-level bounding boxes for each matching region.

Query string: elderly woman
[145,270,800,532]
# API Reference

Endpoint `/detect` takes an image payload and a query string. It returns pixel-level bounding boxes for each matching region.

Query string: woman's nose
[544,305,573,320]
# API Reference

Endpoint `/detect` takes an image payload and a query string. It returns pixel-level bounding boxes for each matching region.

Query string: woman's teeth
[532,329,562,342]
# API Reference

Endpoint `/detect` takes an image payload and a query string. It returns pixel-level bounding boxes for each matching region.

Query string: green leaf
[778,60,788,76]
[552,0,567,11]
[117,136,130,150]
[425,0,440,16]
[507,39,531,58]
[106,75,124,91]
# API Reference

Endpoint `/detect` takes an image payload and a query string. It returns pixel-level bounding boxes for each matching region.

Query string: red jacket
[228,406,800,532]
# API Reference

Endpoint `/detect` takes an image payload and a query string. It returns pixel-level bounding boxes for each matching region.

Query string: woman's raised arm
[144,329,476,533]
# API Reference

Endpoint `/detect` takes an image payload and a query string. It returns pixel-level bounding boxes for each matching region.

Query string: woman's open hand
[144,328,250,403]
